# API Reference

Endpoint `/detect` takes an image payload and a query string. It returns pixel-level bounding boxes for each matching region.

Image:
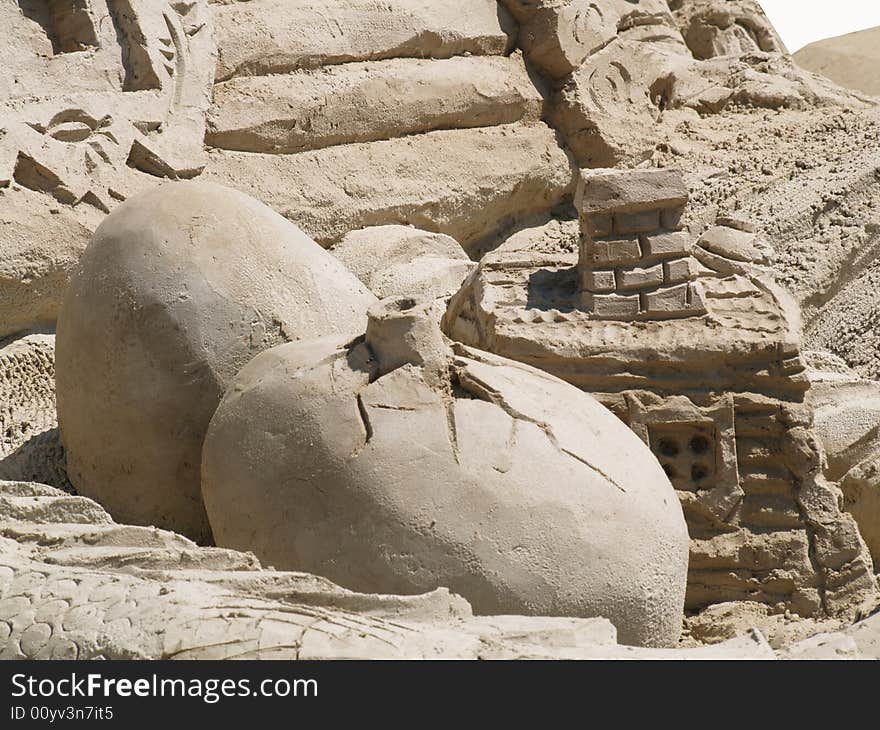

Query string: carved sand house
[446,167,878,619]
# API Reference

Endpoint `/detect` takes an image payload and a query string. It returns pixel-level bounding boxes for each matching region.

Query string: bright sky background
[759,1,880,52]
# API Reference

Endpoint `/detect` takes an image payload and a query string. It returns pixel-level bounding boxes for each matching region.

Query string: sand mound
[795,26,880,98]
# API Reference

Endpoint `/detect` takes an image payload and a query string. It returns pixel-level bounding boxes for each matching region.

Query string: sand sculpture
[3,0,880,659]
[809,363,880,569]
[332,226,476,303]
[445,167,878,619]
[56,183,376,542]
[202,298,689,647]
[202,0,574,253]
[1,0,215,339]
[0,479,783,659]
[669,0,787,59]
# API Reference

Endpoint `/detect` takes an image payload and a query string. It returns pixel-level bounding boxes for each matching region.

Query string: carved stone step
[207,55,543,154]
[204,122,575,252]
[213,0,515,81]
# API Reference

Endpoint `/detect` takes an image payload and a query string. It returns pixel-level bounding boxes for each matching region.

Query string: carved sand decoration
[202,0,576,253]
[670,0,788,59]
[0,479,780,659]
[2,0,880,659]
[445,167,879,619]
[809,363,880,570]
[202,298,690,647]
[0,0,216,338]
[331,226,476,303]
[55,183,376,543]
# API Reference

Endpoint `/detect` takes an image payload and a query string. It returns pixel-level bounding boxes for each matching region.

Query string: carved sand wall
[201,0,576,253]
